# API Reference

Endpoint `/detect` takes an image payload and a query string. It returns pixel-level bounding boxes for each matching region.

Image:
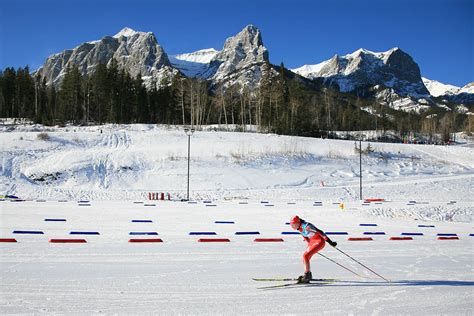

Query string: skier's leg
[303,238,326,273]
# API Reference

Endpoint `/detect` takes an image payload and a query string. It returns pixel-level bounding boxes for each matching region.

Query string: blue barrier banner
[70,231,100,235]
[235,232,260,235]
[129,232,159,235]
[189,232,217,235]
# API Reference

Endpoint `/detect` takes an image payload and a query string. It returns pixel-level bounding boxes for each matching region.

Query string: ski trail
[410,144,474,169]
[328,172,474,189]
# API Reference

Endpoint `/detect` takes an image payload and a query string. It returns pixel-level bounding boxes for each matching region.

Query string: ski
[253,278,295,282]
[257,281,330,290]
[253,278,337,282]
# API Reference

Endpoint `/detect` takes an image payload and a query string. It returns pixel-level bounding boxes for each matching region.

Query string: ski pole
[334,247,390,282]
[317,253,364,278]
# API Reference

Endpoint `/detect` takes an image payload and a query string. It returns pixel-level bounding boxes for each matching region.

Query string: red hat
[290,216,301,225]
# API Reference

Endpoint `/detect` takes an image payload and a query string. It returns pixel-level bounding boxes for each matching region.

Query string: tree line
[0,61,470,141]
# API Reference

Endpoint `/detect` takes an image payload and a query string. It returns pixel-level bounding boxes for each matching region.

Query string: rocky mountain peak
[205,25,269,87]
[213,25,268,70]
[169,25,270,89]
[290,47,434,112]
[113,27,139,38]
[235,24,265,48]
[36,27,175,89]
[292,47,429,96]
[383,47,422,83]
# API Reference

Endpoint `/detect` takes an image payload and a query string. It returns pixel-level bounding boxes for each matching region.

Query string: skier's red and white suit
[299,222,326,270]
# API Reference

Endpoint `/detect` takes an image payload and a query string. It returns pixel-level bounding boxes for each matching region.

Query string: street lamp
[358,100,363,201]
[359,134,362,200]
[184,127,195,201]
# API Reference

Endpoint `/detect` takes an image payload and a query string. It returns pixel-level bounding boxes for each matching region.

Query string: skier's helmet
[290,216,301,225]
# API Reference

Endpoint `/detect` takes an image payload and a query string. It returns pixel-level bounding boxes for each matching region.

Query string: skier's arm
[311,226,338,247]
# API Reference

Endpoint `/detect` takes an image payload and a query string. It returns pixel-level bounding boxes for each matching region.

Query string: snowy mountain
[422,77,461,97]
[292,48,429,96]
[169,48,219,77]
[292,48,436,112]
[423,78,474,103]
[113,27,138,38]
[36,27,178,89]
[35,26,472,110]
[208,25,269,86]
[171,25,270,89]
[37,25,269,90]
[171,48,218,64]
[459,82,474,94]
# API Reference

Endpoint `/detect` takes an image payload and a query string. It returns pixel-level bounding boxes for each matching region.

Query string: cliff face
[36,27,176,89]
[170,25,270,89]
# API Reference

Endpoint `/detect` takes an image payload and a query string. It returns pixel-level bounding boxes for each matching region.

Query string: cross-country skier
[290,215,337,283]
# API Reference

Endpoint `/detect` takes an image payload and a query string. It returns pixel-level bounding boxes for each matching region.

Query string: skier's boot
[297,272,312,284]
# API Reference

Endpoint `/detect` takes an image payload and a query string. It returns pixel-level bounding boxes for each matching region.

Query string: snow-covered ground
[1,124,473,314]
[1,123,473,202]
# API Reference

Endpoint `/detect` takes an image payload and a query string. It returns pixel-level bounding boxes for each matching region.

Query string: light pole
[358,99,363,201]
[184,127,195,201]
[359,136,362,200]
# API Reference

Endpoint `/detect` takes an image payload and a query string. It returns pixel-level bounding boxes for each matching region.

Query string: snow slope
[422,78,474,97]
[113,26,140,38]
[291,60,329,79]
[459,82,474,94]
[422,77,461,97]
[1,124,473,203]
[169,48,219,77]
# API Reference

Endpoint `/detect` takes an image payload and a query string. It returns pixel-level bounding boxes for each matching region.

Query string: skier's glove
[328,240,337,247]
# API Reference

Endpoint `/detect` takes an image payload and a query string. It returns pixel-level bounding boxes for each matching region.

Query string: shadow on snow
[262,279,474,290]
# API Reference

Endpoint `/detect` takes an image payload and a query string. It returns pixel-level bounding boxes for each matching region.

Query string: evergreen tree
[17,67,36,119]
[2,67,17,118]
[46,83,57,125]
[134,74,148,123]
[91,63,109,124]
[106,59,120,123]
[34,74,49,124]
[58,66,83,123]
[0,70,4,118]
[274,62,290,133]
[1,62,468,142]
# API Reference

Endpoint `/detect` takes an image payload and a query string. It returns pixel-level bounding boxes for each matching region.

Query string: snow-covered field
[1,124,473,314]
[1,124,473,202]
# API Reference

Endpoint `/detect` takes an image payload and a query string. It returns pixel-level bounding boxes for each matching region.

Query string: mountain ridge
[36,27,177,89]
[292,47,429,97]
[35,26,472,111]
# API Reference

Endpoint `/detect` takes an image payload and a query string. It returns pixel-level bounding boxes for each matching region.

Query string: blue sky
[0,0,472,86]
